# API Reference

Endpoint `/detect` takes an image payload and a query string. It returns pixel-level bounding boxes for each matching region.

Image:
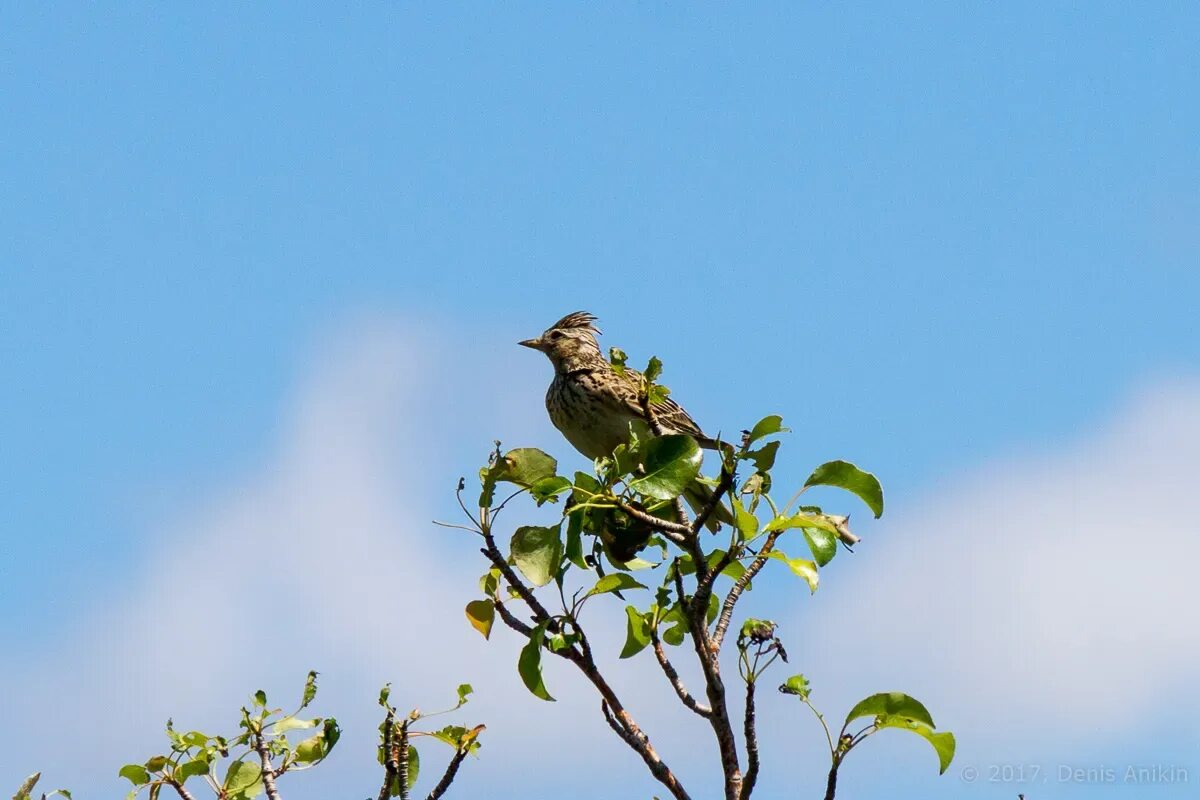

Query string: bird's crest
[548,311,602,336]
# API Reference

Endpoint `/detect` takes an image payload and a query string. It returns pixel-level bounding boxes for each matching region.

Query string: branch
[165,780,197,800]
[674,560,743,800]
[425,748,469,800]
[252,732,282,800]
[740,680,760,800]
[690,463,736,537]
[615,499,691,543]
[397,723,411,800]
[485,541,690,800]
[479,532,554,624]
[711,531,783,651]
[824,760,839,800]
[376,709,397,800]
[650,627,712,717]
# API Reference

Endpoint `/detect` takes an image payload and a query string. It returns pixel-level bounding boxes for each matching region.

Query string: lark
[520,311,731,528]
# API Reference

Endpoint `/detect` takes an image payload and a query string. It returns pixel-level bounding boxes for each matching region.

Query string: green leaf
[804,460,884,518]
[271,715,320,735]
[464,599,495,639]
[295,719,341,764]
[620,606,651,658]
[378,684,391,707]
[643,356,663,383]
[144,756,168,773]
[456,684,473,707]
[731,496,759,540]
[803,527,838,567]
[222,761,263,799]
[844,692,935,728]
[530,475,572,505]
[587,573,648,597]
[510,524,563,587]
[300,670,318,709]
[747,415,789,445]
[763,511,840,536]
[406,745,420,789]
[779,674,811,700]
[498,448,558,488]
[518,623,555,701]
[875,717,956,774]
[177,759,209,782]
[564,512,588,570]
[478,568,500,596]
[766,551,819,592]
[609,347,627,372]
[744,440,780,473]
[628,435,703,500]
[181,731,208,748]
[14,773,40,800]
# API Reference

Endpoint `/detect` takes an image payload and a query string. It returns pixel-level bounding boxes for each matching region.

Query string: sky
[1,3,1198,799]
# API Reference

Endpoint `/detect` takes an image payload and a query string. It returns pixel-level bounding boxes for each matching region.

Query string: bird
[519,311,732,530]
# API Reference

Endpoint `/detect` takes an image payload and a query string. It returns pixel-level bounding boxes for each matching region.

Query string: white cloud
[802,378,1200,763]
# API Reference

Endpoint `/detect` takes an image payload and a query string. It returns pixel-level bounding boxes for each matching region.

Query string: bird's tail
[683,480,735,533]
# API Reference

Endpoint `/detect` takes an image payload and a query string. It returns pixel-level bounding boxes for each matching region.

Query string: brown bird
[520,311,731,528]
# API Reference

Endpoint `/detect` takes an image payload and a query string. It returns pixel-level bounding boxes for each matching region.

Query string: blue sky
[2,4,1198,799]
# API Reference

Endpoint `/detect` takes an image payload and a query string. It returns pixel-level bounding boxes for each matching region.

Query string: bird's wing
[619,367,707,439]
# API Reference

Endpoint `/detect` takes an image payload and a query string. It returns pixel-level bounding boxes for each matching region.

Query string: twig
[252,732,282,800]
[481,532,690,800]
[690,464,736,536]
[711,531,783,651]
[740,679,760,800]
[165,780,197,800]
[376,708,397,800]
[425,748,469,800]
[824,761,839,800]
[397,722,411,800]
[615,500,691,543]
[650,627,712,717]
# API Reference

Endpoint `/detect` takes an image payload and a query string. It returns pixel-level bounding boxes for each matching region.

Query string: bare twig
[165,780,197,800]
[252,732,282,800]
[650,627,712,717]
[740,680,760,800]
[480,529,690,800]
[712,531,783,651]
[397,722,411,800]
[376,708,397,800]
[425,748,469,800]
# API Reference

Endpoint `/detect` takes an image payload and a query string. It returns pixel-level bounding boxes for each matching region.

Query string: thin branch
[252,732,282,800]
[690,464,736,537]
[615,499,691,543]
[397,723,411,800]
[483,535,690,800]
[492,598,534,637]
[824,761,839,800]
[165,780,197,800]
[376,708,397,800]
[425,748,469,800]
[650,627,712,717]
[740,679,760,800]
[712,531,783,651]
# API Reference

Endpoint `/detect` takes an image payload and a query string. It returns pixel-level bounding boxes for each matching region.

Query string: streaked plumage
[520,311,731,529]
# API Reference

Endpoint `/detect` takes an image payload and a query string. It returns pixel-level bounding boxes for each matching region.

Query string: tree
[15,356,953,800]
[453,354,954,799]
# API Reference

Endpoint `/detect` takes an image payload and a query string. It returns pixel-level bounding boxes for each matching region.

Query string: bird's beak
[518,337,543,350]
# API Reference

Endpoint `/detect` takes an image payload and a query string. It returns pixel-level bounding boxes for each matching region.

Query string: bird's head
[520,311,605,372]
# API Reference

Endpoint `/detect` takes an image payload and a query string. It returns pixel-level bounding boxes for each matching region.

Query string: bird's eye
[548,330,564,340]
